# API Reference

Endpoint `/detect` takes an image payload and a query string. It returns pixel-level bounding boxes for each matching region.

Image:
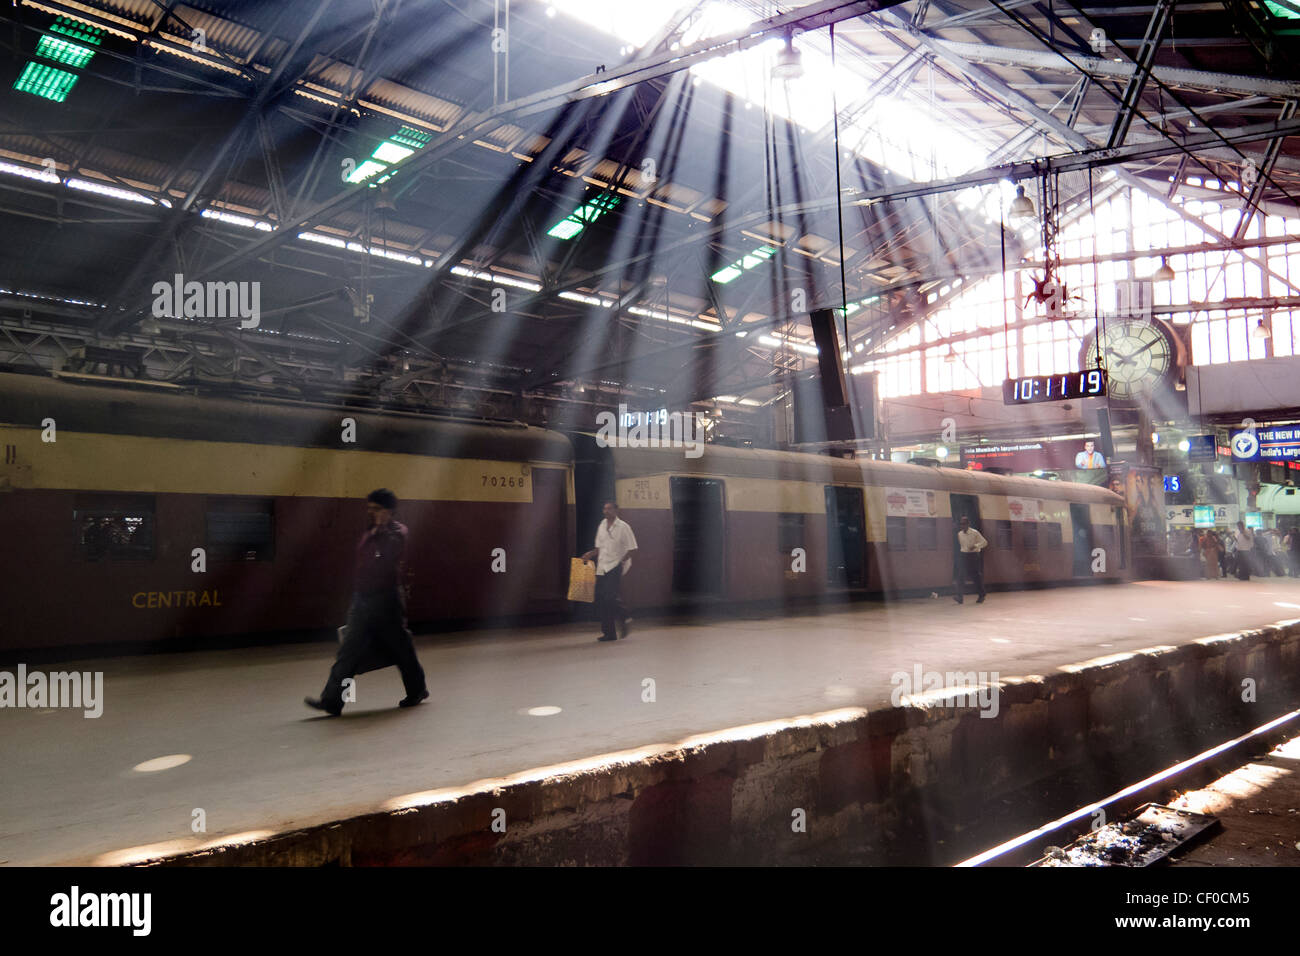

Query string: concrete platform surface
[2,578,1299,866]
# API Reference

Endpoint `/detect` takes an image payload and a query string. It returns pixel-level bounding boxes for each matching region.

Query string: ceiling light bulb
[772,33,803,81]
[1253,317,1271,339]
[1153,256,1175,282]
[944,345,957,363]
[1008,184,1036,222]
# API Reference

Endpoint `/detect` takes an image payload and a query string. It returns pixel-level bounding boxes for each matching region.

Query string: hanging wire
[829,22,851,350]
[1088,166,1105,372]
[1000,193,1011,381]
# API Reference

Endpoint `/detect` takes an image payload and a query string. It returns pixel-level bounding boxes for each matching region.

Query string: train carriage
[586,441,1129,609]
[0,373,574,652]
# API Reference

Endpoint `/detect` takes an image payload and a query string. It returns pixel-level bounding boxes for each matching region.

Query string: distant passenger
[1074,440,1106,470]
[1287,528,1300,577]
[953,515,988,605]
[582,500,638,642]
[1200,530,1222,579]
[306,489,428,716]
[1233,521,1255,581]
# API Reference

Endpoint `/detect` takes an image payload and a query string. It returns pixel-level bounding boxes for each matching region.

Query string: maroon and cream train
[0,373,1127,654]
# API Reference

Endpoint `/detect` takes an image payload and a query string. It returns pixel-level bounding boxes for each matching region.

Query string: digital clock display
[1002,369,1107,405]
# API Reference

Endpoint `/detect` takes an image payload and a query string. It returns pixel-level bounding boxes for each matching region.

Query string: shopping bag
[567,558,595,603]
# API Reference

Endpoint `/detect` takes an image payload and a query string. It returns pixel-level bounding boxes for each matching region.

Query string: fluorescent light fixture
[344,159,387,184]
[36,35,96,68]
[450,265,543,291]
[13,62,78,102]
[371,141,414,164]
[558,291,614,307]
[758,333,817,355]
[49,17,104,46]
[67,177,169,205]
[0,160,60,183]
[299,231,347,249]
[202,209,273,231]
[711,245,776,284]
[546,194,620,240]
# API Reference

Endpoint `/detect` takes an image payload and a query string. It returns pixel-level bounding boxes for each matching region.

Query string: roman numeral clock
[1079,316,1182,402]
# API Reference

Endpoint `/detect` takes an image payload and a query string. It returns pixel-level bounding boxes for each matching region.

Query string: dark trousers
[595,566,626,638]
[1235,552,1252,580]
[321,590,426,710]
[955,552,985,601]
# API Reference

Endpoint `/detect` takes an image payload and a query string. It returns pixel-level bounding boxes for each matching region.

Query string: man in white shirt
[1234,521,1255,580]
[582,500,638,641]
[954,514,989,604]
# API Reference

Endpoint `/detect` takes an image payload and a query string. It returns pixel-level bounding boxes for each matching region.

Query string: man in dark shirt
[305,489,428,716]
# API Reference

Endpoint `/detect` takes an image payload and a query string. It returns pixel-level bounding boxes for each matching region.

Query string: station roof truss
[0,0,1297,422]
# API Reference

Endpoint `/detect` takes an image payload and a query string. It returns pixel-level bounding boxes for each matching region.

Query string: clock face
[1081,318,1177,402]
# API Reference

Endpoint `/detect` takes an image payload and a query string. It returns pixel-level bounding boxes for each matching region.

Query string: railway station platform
[3,578,1300,867]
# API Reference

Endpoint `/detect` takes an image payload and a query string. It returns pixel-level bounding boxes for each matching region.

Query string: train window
[1045,523,1063,549]
[778,513,805,553]
[75,494,155,561]
[1021,522,1038,549]
[1095,524,1115,550]
[914,518,937,550]
[994,520,1013,549]
[206,497,275,561]
[886,516,907,551]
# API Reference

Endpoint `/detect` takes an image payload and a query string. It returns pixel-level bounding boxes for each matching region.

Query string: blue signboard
[1230,425,1300,461]
[1163,475,1181,493]
[1186,434,1217,462]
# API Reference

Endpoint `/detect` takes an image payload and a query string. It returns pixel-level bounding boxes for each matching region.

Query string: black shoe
[304,696,342,717]
[953,595,963,604]
[597,634,617,642]
[976,595,985,603]
[399,689,429,708]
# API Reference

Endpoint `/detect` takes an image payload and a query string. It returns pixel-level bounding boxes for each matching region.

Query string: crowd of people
[1170,523,1300,580]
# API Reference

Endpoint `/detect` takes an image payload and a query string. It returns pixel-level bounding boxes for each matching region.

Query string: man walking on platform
[306,489,428,716]
[954,514,988,604]
[582,500,638,642]
[1234,520,1255,581]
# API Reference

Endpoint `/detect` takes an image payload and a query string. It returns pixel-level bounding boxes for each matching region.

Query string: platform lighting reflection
[95,831,277,866]
[131,754,192,773]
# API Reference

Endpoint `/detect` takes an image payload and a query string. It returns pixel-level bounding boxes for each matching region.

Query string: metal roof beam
[923,38,1300,98]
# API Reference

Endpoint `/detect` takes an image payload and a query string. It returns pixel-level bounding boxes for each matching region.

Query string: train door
[1071,503,1094,575]
[950,493,981,580]
[527,467,568,601]
[670,476,725,596]
[570,432,614,555]
[824,486,865,589]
